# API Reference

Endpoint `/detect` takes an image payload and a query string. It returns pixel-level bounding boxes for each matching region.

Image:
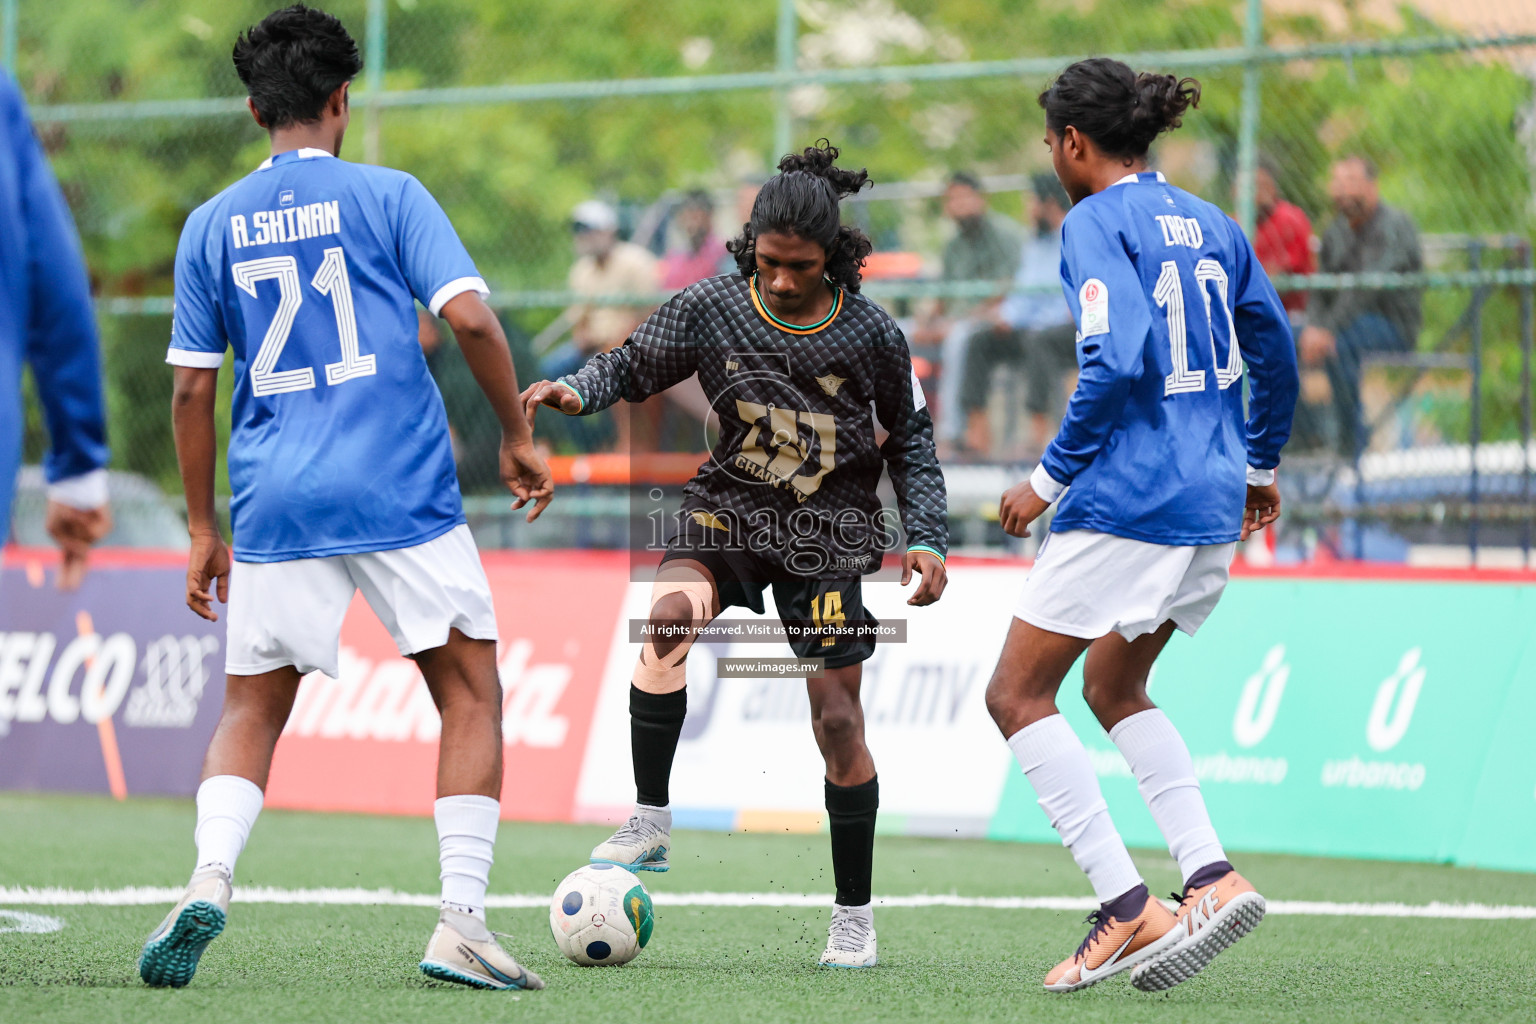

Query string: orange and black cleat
[1131,869,1267,992]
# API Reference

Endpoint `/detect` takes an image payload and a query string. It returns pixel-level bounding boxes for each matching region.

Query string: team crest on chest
[815,373,846,397]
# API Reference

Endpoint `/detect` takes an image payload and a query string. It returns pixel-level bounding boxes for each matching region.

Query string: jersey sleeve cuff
[428,276,490,317]
[1246,465,1276,487]
[47,468,109,510]
[906,544,945,562]
[1030,463,1068,504]
[165,348,226,368]
[555,379,586,413]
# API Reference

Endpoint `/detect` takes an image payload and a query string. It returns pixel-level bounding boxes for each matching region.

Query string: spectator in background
[920,172,1025,456]
[418,310,501,492]
[1250,156,1314,313]
[541,199,660,451]
[959,173,1077,456]
[1,69,112,587]
[1297,155,1422,456]
[661,190,725,289]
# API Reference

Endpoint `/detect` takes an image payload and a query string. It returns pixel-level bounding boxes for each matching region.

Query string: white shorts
[1014,529,1235,642]
[225,524,498,677]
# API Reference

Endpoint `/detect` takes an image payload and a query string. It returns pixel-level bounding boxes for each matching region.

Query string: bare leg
[1081,621,1176,732]
[415,628,504,799]
[983,617,1093,738]
[808,665,875,786]
[201,666,303,789]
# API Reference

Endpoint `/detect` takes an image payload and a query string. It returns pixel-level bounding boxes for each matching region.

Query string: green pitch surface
[3,794,1535,1023]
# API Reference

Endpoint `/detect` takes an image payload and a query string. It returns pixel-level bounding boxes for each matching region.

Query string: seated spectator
[958,173,1076,456]
[661,190,725,289]
[915,172,1025,455]
[1250,156,1314,314]
[541,199,660,451]
[1297,156,1422,457]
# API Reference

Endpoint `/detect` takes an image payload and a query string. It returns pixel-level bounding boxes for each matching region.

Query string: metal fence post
[773,0,797,162]
[1521,242,1534,567]
[1469,241,1483,562]
[2,0,18,74]
[1234,0,1263,236]
[364,0,387,165]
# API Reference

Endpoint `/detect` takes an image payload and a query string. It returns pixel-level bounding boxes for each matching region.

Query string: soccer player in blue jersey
[138,5,552,992]
[1,69,112,585]
[983,59,1298,994]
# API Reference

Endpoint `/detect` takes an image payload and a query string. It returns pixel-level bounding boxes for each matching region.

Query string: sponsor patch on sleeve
[911,367,928,411]
[1078,278,1110,337]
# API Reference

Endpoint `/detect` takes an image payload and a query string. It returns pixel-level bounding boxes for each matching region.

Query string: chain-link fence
[8,0,1536,564]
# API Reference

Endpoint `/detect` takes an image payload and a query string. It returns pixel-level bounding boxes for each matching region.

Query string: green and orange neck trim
[749,273,843,335]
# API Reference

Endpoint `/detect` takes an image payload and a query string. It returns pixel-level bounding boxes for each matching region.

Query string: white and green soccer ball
[548,863,654,966]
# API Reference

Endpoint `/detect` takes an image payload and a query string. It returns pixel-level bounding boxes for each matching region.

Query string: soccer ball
[548,863,654,966]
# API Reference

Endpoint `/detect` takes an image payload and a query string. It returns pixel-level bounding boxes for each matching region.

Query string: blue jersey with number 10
[168,149,488,562]
[1040,171,1299,545]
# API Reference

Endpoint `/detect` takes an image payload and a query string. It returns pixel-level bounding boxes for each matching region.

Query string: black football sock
[1184,859,1234,892]
[825,775,879,907]
[630,685,687,808]
[1102,882,1150,920]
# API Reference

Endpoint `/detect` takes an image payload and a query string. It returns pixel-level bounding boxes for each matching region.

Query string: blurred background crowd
[7,0,1536,566]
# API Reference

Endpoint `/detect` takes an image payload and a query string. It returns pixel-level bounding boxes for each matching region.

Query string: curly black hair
[726,141,875,293]
[1038,58,1200,160]
[233,4,362,130]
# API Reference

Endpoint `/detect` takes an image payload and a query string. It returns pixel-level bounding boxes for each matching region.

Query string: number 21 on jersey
[232,246,376,397]
[1155,258,1242,397]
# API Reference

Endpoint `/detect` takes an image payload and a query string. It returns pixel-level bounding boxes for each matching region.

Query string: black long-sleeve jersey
[559,273,948,577]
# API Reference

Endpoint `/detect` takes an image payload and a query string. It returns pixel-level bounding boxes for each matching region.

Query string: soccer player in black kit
[523,143,948,967]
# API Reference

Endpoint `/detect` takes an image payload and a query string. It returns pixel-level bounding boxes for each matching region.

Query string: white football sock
[1110,708,1226,883]
[1007,714,1142,904]
[194,774,264,877]
[435,794,500,917]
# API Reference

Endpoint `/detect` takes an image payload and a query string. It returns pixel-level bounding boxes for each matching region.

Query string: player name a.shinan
[230,200,341,249]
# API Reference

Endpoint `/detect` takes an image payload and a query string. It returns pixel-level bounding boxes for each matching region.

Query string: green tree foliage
[9,0,1533,490]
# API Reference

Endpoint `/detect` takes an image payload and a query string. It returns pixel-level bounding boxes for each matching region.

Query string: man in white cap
[541,200,660,450]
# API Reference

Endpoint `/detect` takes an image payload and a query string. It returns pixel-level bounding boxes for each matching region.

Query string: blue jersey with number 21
[168,148,487,562]
[1040,171,1299,545]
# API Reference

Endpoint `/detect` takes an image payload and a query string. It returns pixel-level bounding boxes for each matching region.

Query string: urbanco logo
[1232,644,1288,748]
[1366,648,1425,753]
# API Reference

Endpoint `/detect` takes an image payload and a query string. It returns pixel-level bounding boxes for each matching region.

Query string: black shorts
[660,511,878,669]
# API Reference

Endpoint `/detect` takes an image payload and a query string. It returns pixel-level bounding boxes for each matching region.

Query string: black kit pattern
[560,273,948,578]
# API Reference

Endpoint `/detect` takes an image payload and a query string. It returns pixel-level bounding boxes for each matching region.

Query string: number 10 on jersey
[232,247,376,396]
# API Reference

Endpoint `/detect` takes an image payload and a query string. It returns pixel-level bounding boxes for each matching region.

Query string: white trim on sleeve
[428,276,490,317]
[47,469,109,510]
[165,348,227,368]
[1247,465,1276,487]
[1030,463,1068,504]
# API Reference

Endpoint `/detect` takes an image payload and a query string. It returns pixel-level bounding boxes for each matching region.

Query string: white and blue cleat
[419,908,544,991]
[819,903,877,968]
[590,805,671,872]
[138,866,231,988]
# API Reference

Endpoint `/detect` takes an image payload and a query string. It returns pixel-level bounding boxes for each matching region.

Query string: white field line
[1,887,1535,919]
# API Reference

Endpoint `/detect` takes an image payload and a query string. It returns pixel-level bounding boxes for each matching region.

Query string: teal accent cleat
[591,807,671,872]
[138,867,231,988]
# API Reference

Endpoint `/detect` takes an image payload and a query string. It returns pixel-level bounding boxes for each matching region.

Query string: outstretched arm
[523,291,702,426]
[440,291,553,522]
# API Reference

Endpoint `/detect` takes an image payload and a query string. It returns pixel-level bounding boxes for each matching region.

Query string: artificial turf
[2,792,1534,1023]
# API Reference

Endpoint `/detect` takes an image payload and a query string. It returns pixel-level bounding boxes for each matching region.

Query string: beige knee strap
[633,565,715,692]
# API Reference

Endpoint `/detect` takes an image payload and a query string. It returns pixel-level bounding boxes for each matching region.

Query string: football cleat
[420,908,545,991]
[138,865,231,988]
[590,806,671,872]
[1131,870,1266,992]
[819,902,877,968]
[1043,894,1179,992]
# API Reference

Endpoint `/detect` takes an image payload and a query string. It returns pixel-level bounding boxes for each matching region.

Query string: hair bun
[1128,73,1201,150]
[777,139,872,201]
